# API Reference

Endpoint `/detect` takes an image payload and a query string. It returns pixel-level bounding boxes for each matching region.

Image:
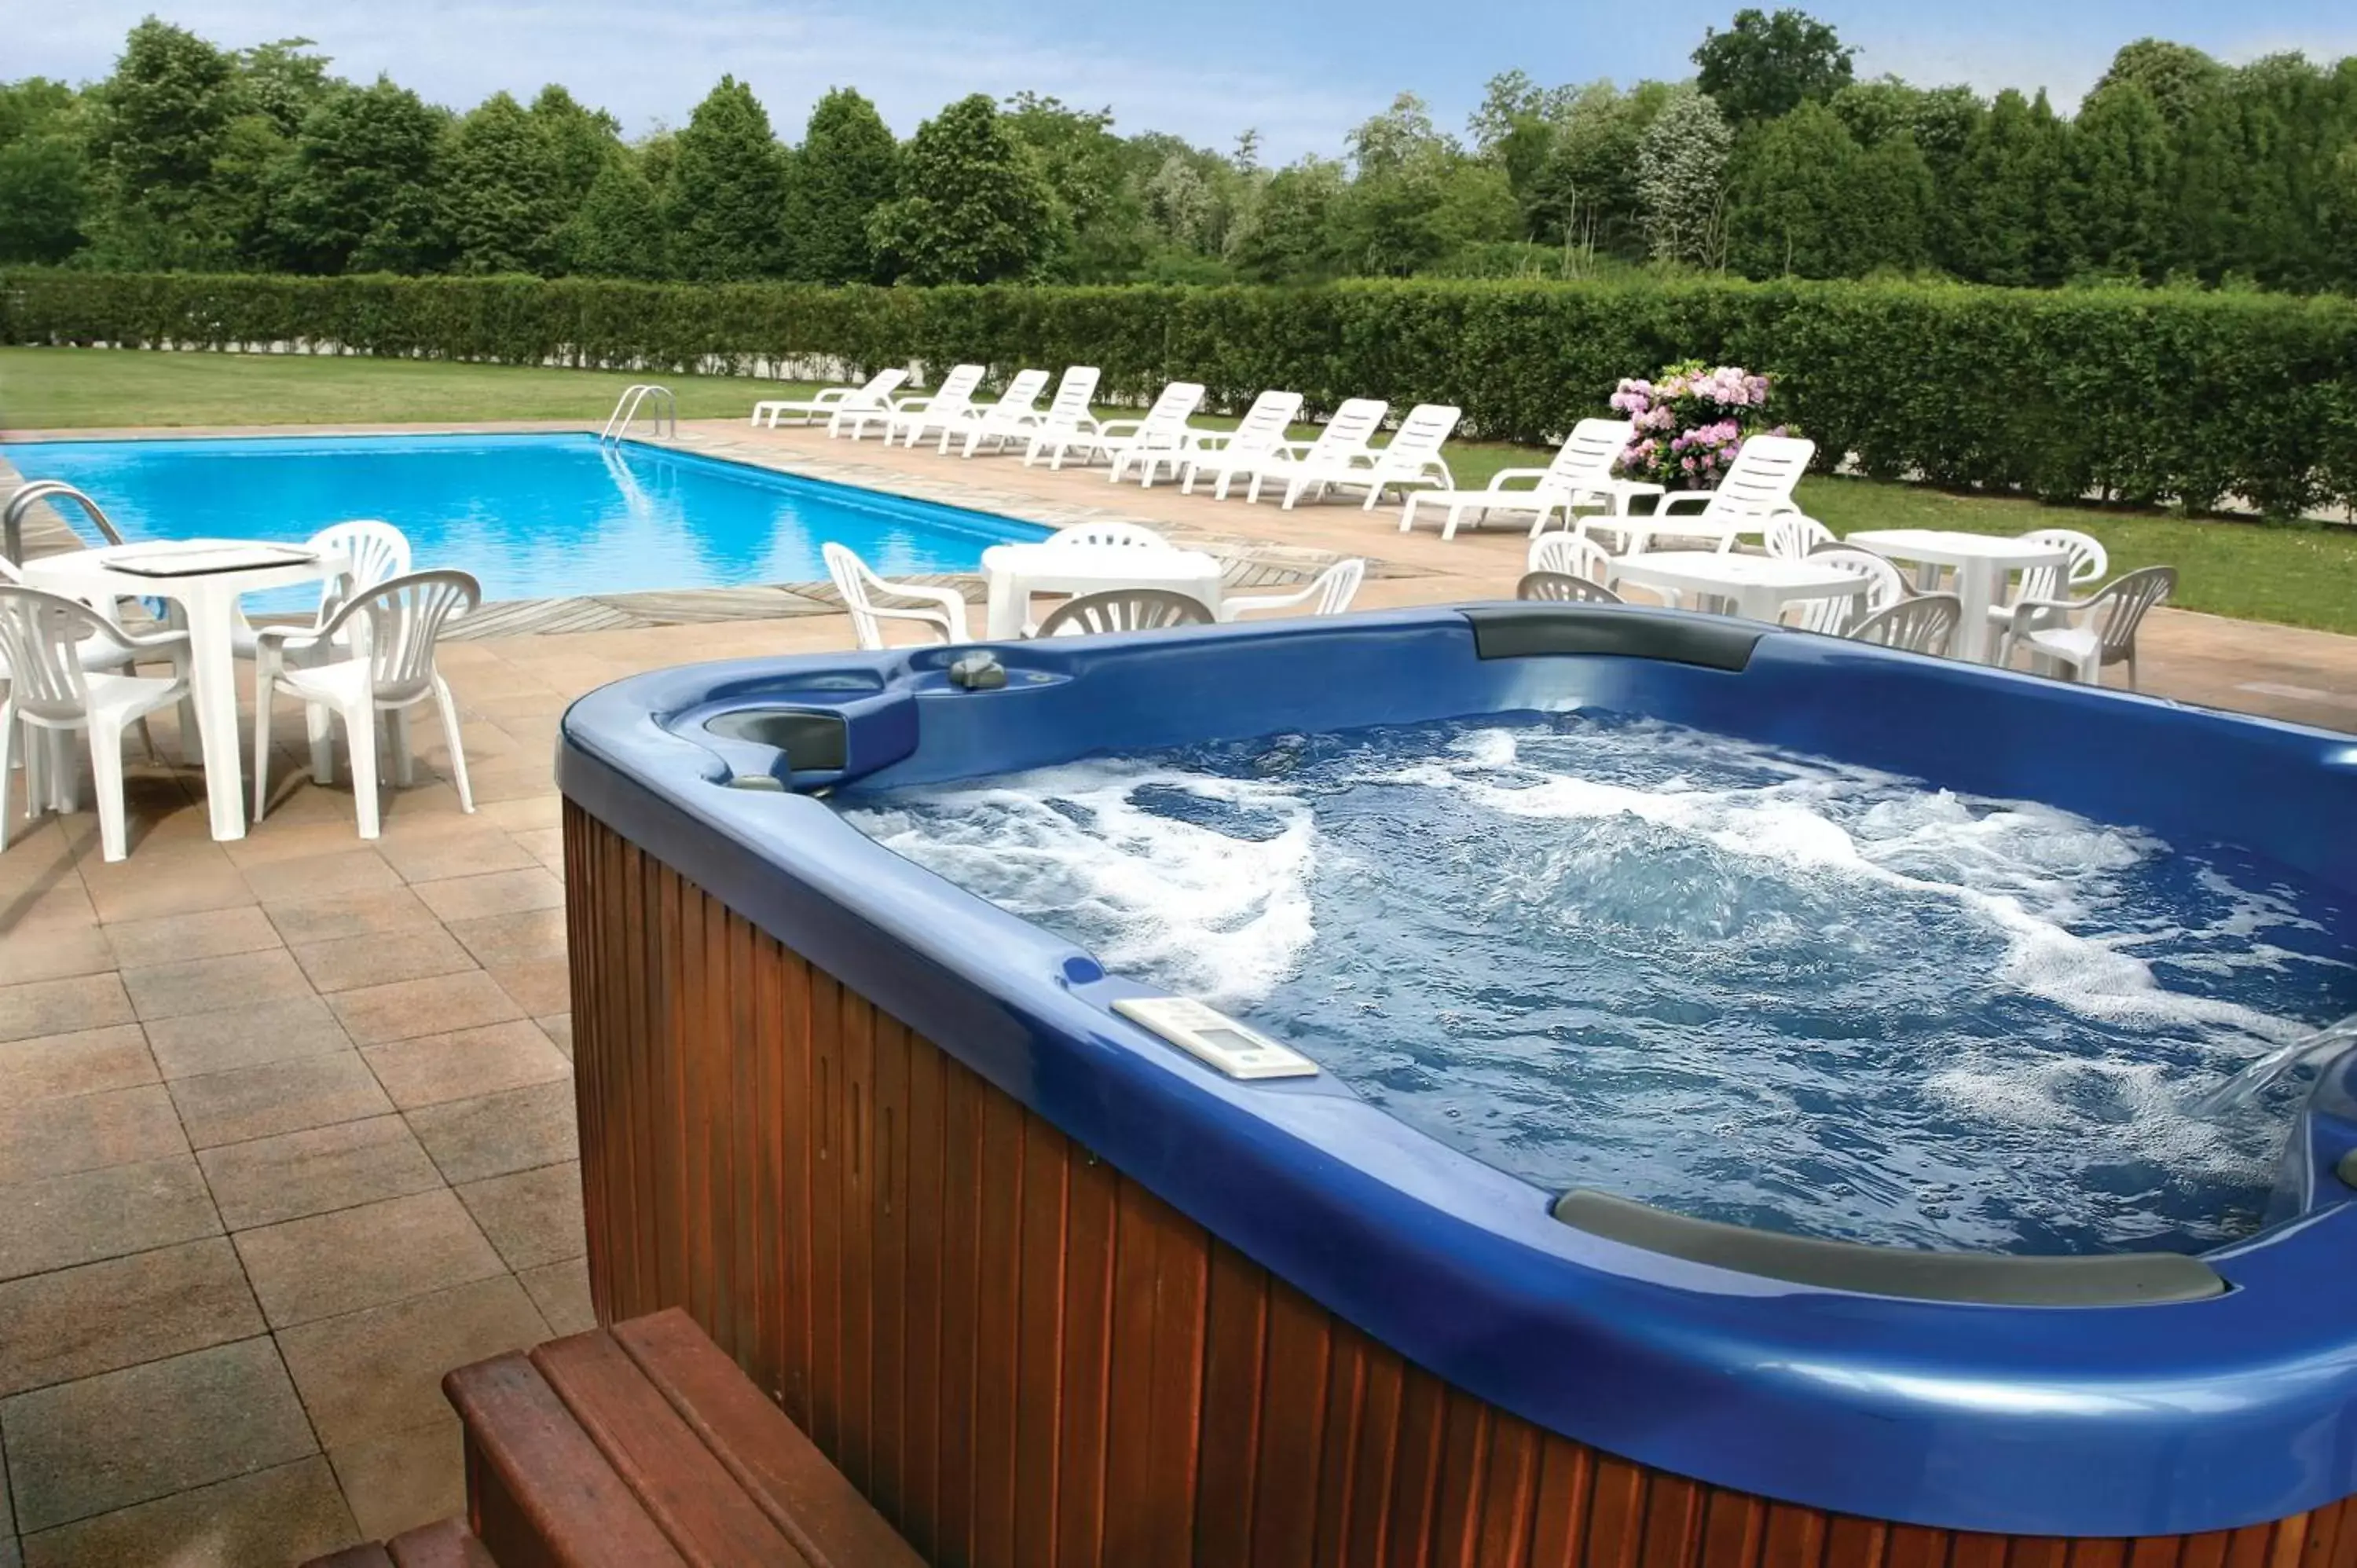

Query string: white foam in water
[842,715,2355,1256]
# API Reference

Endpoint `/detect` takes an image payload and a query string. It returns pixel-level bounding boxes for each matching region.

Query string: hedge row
[8,270,2357,517]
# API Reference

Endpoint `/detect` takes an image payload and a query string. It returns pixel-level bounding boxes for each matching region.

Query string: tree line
[2,12,2354,292]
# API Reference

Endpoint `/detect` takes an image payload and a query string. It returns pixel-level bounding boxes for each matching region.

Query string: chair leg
[340,699,381,840]
[390,708,416,788]
[0,709,14,857]
[251,681,274,822]
[177,698,200,767]
[306,702,334,786]
[87,716,130,863]
[432,679,474,815]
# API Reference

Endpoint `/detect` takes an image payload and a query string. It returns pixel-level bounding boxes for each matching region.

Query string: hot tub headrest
[1461,605,1766,671]
[1551,1190,2227,1306]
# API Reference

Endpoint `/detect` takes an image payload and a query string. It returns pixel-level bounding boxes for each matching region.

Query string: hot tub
[556,605,2357,1567]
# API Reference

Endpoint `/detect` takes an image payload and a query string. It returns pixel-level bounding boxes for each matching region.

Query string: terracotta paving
[2,421,2356,1564]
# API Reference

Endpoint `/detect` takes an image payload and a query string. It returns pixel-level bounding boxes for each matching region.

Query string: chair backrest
[1794,545,1908,634]
[980,368,1052,420]
[1545,419,1637,490]
[307,520,412,624]
[2084,566,2176,663]
[1698,434,1816,518]
[1303,399,1389,460]
[1374,405,1461,470]
[1527,532,1613,583]
[911,365,986,421]
[1763,514,1835,560]
[823,541,889,650]
[857,368,911,401]
[1037,366,1102,428]
[0,586,135,720]
[1139,382,1207,431]
[1304,558,1366,616]
[1226,390,1305,456]
[2014,529,2109,603]
[1518,570,1623,604]
[1036,588,1215,638]
[1044,522,1167,551]
[1846,593,1962,654]
[311,570,479,705]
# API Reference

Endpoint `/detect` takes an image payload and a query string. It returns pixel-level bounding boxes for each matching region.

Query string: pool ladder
[601,384,677,444]
[3,480,126,565]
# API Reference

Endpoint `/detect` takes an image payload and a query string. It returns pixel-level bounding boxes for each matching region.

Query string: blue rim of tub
[556,603,2357,1538]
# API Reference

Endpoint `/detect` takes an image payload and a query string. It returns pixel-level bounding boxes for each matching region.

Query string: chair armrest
[2003,594,2093,636]
[1656,493,1714,514]
[887,394,937,414]
[1094,419,1146,441]
[1482,468,1558,492]
[804,389,852,408]
[1217,582,1318,621]
[878,582,971,642]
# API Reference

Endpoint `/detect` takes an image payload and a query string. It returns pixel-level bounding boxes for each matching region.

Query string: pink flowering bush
[1607,361,1792,491]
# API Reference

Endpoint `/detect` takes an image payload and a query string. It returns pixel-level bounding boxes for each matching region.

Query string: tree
[1225,157,1345,280]
[234,38,334,136]
[2070,82,2173,278]
[1726,100,1928,277]
[2092,39,2226,124]
[868,93,1058,284]
[663,75,788,280]
[567,154,666,278]
[84,19,243,266]
[1636,86,1732,266]
[0,79,93,264]
[1328,93,1514,274]
[445,92,565,273]
[783,87,899,283]
[1002,93,1138,280]
[1944,88,2076,286]
[1693,8,1856,125]
[269,77,449,273]
[1522,80,1670,255]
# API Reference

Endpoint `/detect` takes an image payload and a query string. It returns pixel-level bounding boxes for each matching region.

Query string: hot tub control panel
[1113,997,1319,1080]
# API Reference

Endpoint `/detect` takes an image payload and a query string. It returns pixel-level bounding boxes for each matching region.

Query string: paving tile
[238,849,402,904]
[117,948,312,1022]
[78,855,255,924]
[258,884,442,943]
[0,975,133,1046]
[220,819,376,868]
[18,1455,355,1568]
[0,1239,262,1399]
[372,825,538,883]
[329,970,523,1047]
[99,905,282,969]
[3,924,115,986]
[289,928,476,995]
[516,1256,596,1336]
[511,825,566,871]
[456,1160,585,1272]
[1,1337,315,1531]
[275,1274,548,1449]
[405,1077,578,1185]
[327,1417,464,1543]
[235,1188,504,1329]
[445,906,566,970]
[0,1025,157,1108]
[485,958,571,1017]
[359,1018,570,1111]
[411,866,563,922]
[0,1156,220,1284]
[478,795,563,833]
[141,994,352,1080]
[537,1012,574,1060]
[0,880,97,932]
[198,1114,445,1232]
[0,1084,185,1185]
[167,1052,392,1149]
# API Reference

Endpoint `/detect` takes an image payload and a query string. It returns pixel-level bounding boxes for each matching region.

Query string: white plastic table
[1843,529,2070,662]
[981,542,1224,639]
[1604,551,1865,626]
[24,539,346,842]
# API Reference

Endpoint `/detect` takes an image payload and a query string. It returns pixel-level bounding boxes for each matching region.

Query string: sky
[15,0,2357,159]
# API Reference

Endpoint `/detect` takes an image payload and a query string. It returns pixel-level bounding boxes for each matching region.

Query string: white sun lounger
[751,368,909,430]
[1176,390,1306,496]
[1402,418,1662,540]
[857,365,984,445]
[928,368,1052,454]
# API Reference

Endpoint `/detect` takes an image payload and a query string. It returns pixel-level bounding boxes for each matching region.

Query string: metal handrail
[600,384,677,443]
[3,481,126,564]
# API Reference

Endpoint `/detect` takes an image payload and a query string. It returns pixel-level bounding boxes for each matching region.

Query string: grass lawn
[7,347,2354,635]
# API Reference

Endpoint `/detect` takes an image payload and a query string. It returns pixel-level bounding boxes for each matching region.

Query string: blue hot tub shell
[558,604,2357,1544]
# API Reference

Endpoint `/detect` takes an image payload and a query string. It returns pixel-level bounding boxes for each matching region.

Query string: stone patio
[2,421,2355,1565]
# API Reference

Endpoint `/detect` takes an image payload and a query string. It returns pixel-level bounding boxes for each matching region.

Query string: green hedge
[8,270,2356,516]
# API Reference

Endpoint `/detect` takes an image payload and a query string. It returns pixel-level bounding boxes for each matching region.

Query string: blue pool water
[5,433,1047,602]
[845,712,2357,1257]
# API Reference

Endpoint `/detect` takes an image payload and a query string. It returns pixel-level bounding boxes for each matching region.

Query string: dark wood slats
[566,802,2352,1568]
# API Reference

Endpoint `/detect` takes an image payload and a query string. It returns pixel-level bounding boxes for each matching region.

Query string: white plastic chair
[753,368,909,430]
[1044,522,1168,551]
[933,369,1053,455]
[230,520,412,662]
[1527,532,1615,584]
[1258,403,1457,511]
[0,586,193,862]
[1988,529,2109,640]
[1519,570,1624,604]
[1224,400,1389,506]
[1094,383,1208,482]
[1602,435,1816,555]
[874,365,987,445]
[2000,565,2175,687]
[1179,391,1308,498]
[1013,368,1112,466]
[1846,593,1961,654]
[1791,546,1908,634]
[1764,514,1835,560]
[1218,559,1365,621]
[1405,419,1659,540]
[251,570,478,839]
[823,542,972,651]
[1034,588,1215,638]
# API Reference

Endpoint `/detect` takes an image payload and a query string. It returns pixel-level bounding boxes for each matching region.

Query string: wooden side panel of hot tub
[565,801,2357,1568]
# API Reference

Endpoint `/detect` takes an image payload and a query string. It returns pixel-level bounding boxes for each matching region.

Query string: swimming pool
[2,433,1047,600]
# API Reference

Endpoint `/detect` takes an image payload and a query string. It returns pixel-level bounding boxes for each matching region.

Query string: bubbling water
[842,713,2356,1257]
